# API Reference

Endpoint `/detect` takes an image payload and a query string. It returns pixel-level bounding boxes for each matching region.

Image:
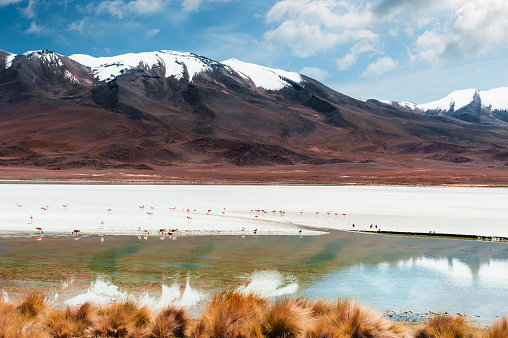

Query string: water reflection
[1,231,508,322]
[301,256,508,321]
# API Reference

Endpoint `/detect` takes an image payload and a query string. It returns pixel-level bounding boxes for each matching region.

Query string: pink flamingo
[150,206,155,210]
[327,211,331,217]
[147,212,153,219]
[107,208,112,215]
[72,229,80,235]
[186,216,192,222]
[41,207,47,214]
[17,202,22,209]
[300,210,303,216]
[315,211,319,217]
[29,215,33,224]
[62,204,68,211]
[272,210,276,216]
[343,213,346,219]
[101,220,104,229]
[169,207,176,211]
[207,209,212,215]
[139,205,145,210]
[36,227,43,234]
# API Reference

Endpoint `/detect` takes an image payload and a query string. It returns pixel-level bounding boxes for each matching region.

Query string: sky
[1,0,508,103]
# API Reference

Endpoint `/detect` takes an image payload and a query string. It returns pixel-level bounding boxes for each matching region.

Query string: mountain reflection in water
[0,230,507,322]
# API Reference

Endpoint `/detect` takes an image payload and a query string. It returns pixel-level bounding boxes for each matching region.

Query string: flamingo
[72,229,80,235]
[36,227,43,234]
[139,205,145,210]
[327,211,331,217]
[315,211,319,217]
[342,213,346,219]
[100,220,104,229]
[272,210,276,216]
[169,207,176,211]
[17,202,22,209]
[41,207,47,214]
[107,208,112,215]
[29,215,33,224]
[62,204,68,210]
[207,209,211,215]
[186,216,192,222]
[147,212,153,219]
[300,210,303,216]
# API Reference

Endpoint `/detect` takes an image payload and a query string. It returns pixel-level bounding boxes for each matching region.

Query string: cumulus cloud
[361,56,397,77]
[265,0,377,57]
[300,67,329,81]
[410,0,508,64]
[21,0,37,18]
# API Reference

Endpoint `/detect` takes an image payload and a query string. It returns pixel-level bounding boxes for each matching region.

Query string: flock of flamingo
[14,201,351,239]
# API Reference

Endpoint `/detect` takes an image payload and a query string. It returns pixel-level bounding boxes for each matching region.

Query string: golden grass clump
[92,299,153,337]
[0,296,49,338]
[483,317,508,338]
[41,302,97,338]
[191,291,269,338]
[307,298,399,338]
[149,306,189,338]
[261,297,313,338]
[416,314,474,338]
[17,292,49,319]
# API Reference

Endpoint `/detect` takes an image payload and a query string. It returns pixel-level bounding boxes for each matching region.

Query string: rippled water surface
[1,231,507,321]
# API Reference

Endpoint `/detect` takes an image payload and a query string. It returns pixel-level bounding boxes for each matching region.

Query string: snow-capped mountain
[3,48,508,175]
[380,87,508,126]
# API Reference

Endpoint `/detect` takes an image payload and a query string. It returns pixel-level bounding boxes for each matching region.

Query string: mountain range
[1,49,508,184]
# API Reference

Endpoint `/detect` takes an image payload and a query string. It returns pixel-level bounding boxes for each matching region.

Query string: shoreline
[2,177,508,188]
[351,229,508,243]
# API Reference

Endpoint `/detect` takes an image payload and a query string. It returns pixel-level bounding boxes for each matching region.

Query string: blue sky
[1,0,508,103]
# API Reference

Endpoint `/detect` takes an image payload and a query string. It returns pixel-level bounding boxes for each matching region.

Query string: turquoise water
[1,230,507,322]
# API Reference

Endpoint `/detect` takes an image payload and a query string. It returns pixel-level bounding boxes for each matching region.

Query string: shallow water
[1,230,507,322]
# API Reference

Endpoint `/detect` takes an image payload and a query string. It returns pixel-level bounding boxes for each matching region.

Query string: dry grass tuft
[483,317,508,338]
[41,302,97,338]
[92,300,153,337]
[307,298,398,338]
[149,306,189,338]
[17,292,49,318]
[191,291,269,338]
[261,297,311,338]
[416,314,473,338]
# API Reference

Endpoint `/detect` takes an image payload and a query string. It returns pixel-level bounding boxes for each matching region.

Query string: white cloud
[300,67,329,81]
[407,0,508,64]
[95,0,168,18]
[0,0,23,6]
[68,19,86,33]
[25,21,50,36]
[181,0,200,12]
[96,0,126,18]
[21,0,37,18]
[361,56,397,77]
[181,0,231,13]
[336,39,377,70]
[265,0,377,58]
[146,28,161,37]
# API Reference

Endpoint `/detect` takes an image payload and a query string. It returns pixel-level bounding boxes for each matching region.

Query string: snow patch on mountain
[419,89,478,111]
[4,54,15,69]
[222,58,302,91]
[380,100,418,110]
[24,50,63,67]
[69,50,213,82]
[64,69,80,84]
[417,87,508,112]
